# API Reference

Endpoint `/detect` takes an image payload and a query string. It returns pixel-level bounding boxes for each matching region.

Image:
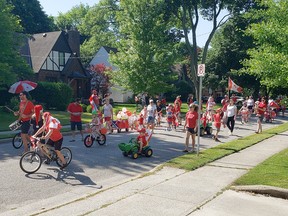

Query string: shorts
[21,120,30,134]
[248,105,253,110]
[71,121,82,131]
[147,116,155,124]
[258,115,264,122]
[104,116,111,122]
[186,127,196,134]
[47,137,63,151]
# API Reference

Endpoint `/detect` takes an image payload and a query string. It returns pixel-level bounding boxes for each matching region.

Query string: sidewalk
[5,131,288,216]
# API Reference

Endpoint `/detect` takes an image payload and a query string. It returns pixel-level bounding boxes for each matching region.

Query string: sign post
[197,64,205,155]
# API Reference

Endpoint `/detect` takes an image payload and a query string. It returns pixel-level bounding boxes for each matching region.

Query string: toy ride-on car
[118,139,153,159]
[118,129,153,159]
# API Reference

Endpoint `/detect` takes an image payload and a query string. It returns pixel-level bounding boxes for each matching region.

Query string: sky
[38,0,221,47]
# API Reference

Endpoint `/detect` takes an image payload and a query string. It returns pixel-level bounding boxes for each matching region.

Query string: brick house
[20,30,90,98]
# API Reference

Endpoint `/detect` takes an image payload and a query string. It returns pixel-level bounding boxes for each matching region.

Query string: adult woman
[226,99,238,135]
[255,97,267,133]
[183,103,199,152]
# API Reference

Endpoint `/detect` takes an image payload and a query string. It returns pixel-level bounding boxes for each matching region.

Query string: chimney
[66,29,80,57]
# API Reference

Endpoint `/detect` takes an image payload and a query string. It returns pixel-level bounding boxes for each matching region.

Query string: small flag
[228,77,243,93]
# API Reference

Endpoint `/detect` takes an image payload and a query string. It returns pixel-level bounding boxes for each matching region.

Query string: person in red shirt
[174,95,182,108]
[183,103,199,152]
[255,97,267,133]
[14,91,34,153]
[137,128,148,153]
[67,98,83,142]
[212,108,222,142]
[33,112,67,170]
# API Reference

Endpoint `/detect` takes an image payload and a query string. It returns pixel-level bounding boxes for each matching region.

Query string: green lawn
[233,148,288,189]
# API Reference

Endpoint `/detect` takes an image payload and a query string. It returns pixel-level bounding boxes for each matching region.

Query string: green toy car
[118,138,153,159]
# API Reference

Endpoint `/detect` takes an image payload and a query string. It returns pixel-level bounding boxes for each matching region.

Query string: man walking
[67,98,83,141]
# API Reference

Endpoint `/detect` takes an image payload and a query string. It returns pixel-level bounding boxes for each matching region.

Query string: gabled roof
[28,31,62,72]
[102,46,118,54]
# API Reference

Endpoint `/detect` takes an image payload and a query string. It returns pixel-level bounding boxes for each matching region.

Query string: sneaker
[69,140,75,142]
[44,159,51,165]
[212,135,215,140]
[215,138,221,142]
[60,163,68,170]
[182,149,189,153]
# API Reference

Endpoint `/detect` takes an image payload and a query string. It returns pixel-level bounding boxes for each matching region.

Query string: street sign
[197,64,205,77]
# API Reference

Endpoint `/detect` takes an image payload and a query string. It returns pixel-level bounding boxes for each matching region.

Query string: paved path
[1,115,288,216]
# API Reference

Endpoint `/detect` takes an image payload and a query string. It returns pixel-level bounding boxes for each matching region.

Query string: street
[0,115,287,215]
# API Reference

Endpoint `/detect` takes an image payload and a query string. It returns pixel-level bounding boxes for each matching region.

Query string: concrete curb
[231,185,288,200]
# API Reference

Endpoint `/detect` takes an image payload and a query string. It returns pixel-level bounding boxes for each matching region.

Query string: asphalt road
[0,115,287,214]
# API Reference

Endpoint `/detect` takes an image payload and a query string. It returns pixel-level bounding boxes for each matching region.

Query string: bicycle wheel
[84,135,94,148]
[12,132,23,149]
[19,151,42,174]
[56,147,72,167]
[96,134,106,145]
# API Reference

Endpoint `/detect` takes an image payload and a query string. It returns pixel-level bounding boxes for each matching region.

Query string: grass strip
[165,122,288,171]
[233,148,288,189]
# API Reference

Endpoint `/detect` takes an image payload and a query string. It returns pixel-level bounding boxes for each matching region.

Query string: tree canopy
[164,0,257,100]
[0,0,33,88]
[8,0,55,34]
[242,0,288,90]
[109,0,178,96]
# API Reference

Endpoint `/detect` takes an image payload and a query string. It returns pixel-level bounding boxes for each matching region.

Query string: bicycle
[12,132,23,149]
[83,122,106,148]
[19,137,72,174]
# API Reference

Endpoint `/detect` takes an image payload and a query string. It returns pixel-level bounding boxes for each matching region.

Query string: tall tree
[110,0,178,96]
[80,0,120,65]
[55,3,90,31]
[205,12,260,96]
[0,0,33,87]
[164,0,255,100]
[242,0,288,90]
[8,0,55,34]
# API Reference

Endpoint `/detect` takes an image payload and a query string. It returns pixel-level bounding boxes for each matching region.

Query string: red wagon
[112,119,129,133]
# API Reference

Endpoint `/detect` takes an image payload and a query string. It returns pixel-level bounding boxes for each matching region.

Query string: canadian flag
[228,77,243,93]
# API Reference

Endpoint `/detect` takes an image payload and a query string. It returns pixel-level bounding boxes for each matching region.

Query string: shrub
[31,82,73,111]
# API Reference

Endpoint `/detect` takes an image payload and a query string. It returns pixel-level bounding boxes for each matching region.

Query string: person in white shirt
[147,99,157,132]
[226,99,238,135]
[103,99,113,133]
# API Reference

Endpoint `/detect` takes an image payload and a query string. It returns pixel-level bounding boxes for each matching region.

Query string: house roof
[29,31,62,72]
[103,46,118,54]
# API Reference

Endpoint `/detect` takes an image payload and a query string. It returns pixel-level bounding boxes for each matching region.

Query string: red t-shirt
[92,94,99,105]
[19,100,34,122]
[185,111,198,128]
[138,116,144,125]
[257,102,267,115]
[45,117,62,141]
[137,134,147,147]
[67,103,83,122]
[213,113,221,129]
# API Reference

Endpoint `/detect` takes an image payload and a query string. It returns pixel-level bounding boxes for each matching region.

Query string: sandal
[182,149,189,153]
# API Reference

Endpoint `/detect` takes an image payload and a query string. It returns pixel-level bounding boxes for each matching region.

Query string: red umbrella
[8,80,38,94]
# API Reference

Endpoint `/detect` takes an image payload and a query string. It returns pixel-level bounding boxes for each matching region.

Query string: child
[129,111,138,131]
[238,103,249,124]
[137,113,144,130]
[174,102,181,126]
[166,104,173,131]
[212,108,222,142]
[137,128,148,154]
